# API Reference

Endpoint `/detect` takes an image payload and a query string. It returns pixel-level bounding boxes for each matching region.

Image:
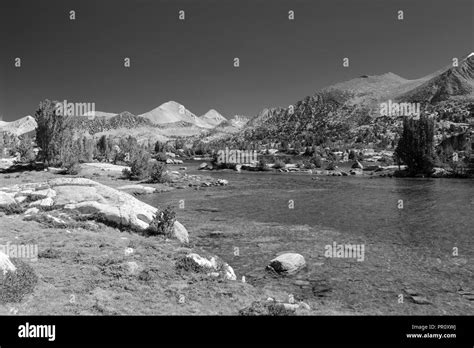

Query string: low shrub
[122,149,151,180]
[309,155,322,168]
[257,158,269,171]
[273,160,285,169]
[175,256,206,273]
[146,206,176,237]
[148,161,169,183]
[0,203,25,215]
[302,160,316,169]
[154,152,167,162]
[326,161,337,170]
[64,161,81,175]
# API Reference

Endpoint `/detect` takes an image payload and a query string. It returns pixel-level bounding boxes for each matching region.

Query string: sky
[0,0,472,121]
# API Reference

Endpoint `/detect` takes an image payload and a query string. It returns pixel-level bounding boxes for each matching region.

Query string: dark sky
[0,0,472,121]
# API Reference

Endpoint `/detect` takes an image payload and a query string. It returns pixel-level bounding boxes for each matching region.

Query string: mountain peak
[139,101,214,128]
[161,100,182,107]
[200,109,227,127]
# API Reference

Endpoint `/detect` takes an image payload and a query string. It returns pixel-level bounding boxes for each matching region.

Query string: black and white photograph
[0,0,473,345]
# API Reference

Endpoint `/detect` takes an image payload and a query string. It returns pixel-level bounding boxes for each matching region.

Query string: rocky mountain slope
[69,111,157,135]
[0,116,37,136]
[231,52,474,148]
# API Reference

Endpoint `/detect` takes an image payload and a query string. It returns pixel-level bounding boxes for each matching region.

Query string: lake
[141,164,474,314]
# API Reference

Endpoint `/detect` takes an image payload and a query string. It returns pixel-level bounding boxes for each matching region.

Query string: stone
[186,253,218,269]
[173,221,189,244]
[47,167,66,174]
[117,185,156,195]
[221,263,237,280]
[82,163,130,172]
[209,231,224,238]
[15,196,28,203]
[30,188,56,200]
[299,301,311,310]
[216,179,229,186]
[294,280,311,286]
[0,192,16,207]
[404,288,419,296]
[431,167,449,178]
[411,296,432,305]
[0,251,16,275]
[24,207,39,215]
[267,253,306,275]
[184,253,236,280]
[29,197,54,207]
[198,163,208,170]
[125,261,140,275]
[282,303,299,311]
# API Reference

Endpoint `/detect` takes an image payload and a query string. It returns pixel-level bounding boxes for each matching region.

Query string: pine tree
[34,99,71,166]
[395,115,435,176]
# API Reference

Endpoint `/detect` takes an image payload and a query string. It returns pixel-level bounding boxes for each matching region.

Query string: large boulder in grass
[46,178,158,231]
[267,253,306,275]
[0,178,189,239]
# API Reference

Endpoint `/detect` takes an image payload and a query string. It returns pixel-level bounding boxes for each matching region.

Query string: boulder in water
[173,221,189,244]
[267,253,306,275]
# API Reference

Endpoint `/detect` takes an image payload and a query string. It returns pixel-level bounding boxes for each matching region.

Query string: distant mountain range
[2,52,472,147]
[235,52,474,147]
[0,101,249,141]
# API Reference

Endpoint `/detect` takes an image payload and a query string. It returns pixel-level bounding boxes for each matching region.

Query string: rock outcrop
[0,178,188,238]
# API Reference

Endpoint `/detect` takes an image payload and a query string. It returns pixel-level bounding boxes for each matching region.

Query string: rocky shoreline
[0,165,316,315]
